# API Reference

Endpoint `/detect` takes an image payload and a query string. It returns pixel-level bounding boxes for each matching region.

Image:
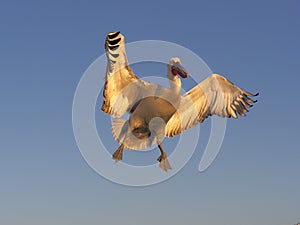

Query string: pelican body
[101,31,258,171]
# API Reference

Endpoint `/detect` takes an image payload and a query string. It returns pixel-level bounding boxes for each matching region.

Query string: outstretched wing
[101,32,156,117]
[165,74,258,137]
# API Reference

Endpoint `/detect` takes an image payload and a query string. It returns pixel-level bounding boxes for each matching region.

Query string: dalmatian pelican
[101,31,258,171]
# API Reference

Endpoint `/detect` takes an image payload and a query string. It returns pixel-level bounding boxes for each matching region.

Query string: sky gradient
[1,0,299,225]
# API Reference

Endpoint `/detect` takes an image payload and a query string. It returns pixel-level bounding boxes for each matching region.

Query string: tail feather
[111,118,128,144]
[111,119,157,150]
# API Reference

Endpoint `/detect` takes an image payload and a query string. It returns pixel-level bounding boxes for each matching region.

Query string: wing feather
[101,32,158,117]
[165,74,258,137]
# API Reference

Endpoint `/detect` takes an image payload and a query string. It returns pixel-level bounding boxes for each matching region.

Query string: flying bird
[101,31,258,171]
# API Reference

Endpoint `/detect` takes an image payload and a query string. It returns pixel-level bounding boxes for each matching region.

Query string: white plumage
[101,31,258,171]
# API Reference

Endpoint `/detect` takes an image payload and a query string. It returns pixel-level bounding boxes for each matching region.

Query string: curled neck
[167,67,182,97]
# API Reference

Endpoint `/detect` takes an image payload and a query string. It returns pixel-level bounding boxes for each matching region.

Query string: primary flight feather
[101,32,258,171]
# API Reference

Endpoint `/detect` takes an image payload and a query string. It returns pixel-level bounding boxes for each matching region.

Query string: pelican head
[168,57,188,79]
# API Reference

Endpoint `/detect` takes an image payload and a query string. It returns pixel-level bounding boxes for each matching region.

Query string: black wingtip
[108,38,121,46]
[108,44,119,51]
[108,31,120,39]
[254,92,259,96]
[109,52,119,58]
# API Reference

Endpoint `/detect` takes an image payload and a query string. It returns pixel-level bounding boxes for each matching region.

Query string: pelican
[101,31,258,171]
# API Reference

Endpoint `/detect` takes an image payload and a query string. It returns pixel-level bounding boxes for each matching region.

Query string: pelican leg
[112,144,124,162]
[157,144,172,172]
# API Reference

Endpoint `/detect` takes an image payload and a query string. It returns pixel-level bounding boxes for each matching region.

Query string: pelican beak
[172,62,188,78]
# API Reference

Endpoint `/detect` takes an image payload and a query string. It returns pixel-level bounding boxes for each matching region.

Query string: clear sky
[1,0,299,225]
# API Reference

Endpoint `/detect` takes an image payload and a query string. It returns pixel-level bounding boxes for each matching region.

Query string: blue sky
[1,0,299,224]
